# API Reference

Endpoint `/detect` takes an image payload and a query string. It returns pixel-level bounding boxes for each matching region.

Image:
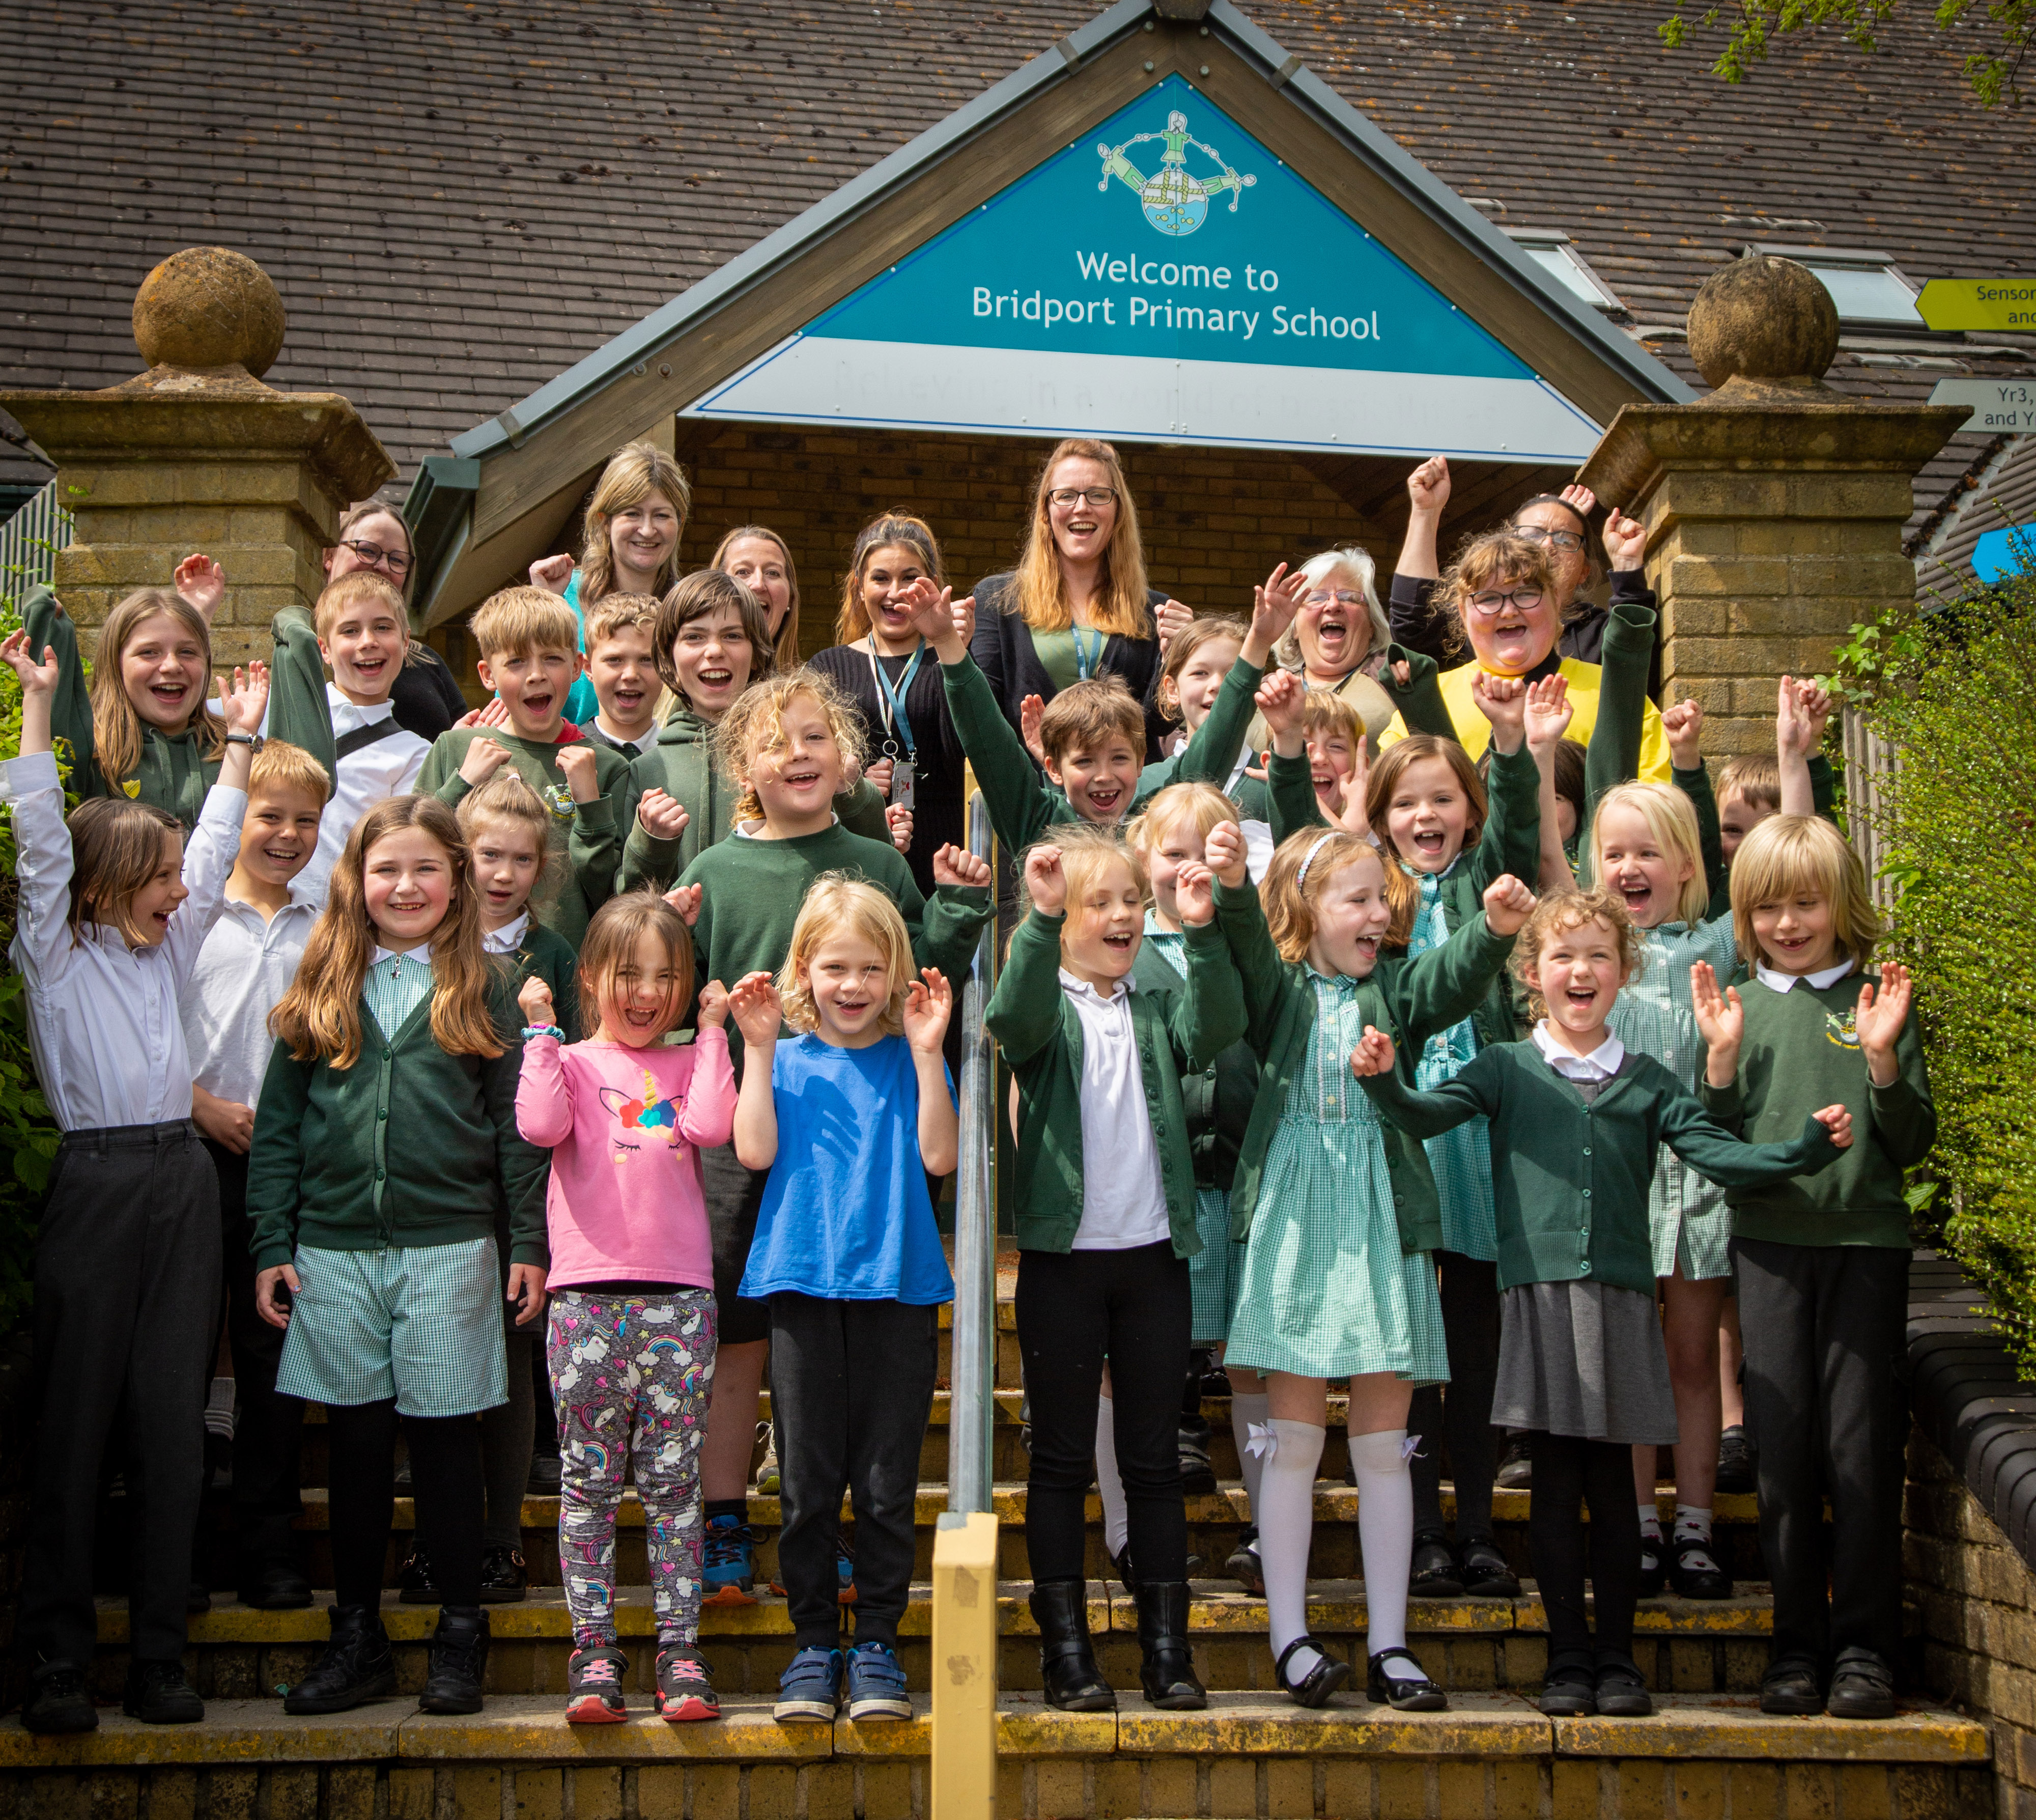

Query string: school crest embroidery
[1826,1006,1861,1050]
[541,779,577,822]
[1095,108,1255,238]
[122,778,140,798]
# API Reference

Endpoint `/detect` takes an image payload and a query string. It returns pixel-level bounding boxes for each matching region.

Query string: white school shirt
[1754,957,1855,993]
[302,686,430,898]
[0,749,244,1132]
[482,913,529,956]
[1057,967,1171,1251]
[1531,1021,1626,1084]
[178,884,321,1112]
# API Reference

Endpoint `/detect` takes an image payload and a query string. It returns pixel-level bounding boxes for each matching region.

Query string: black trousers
[327,1399,484,1610]
[769,1293,938,1650]
[1733,1237,1910,1670]
[1527,1431,1641,1664]
[1409,1250,1501,1539]
[1015,1240,1190,1585]
[21,1123,221,1668]
[207,1140,305,1563]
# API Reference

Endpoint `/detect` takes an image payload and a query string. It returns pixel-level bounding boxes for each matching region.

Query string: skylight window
[1503,229,1625,314]
[1744,244,1924,328]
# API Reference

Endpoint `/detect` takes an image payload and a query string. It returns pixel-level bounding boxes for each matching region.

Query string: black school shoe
[123,1660,205,1725]
[1177,1417,1218,1496]
[1408,1531,1465,1599]
[1494,1434,1533,1489]
[1274,1637,1351,1707]
[1637,1532,1667,1599]
[285,1604,398,1714]
[20,1660,98,1733]
[1368,1646,1448,1711]
[1539,1651,1597,1717]
[419,1607,491,1715]
[1459,1535,1521,1599]
[478,1545,528,1603]
[1594,1652,1654,1717]
[1759,1654,1825,1716]
[398,1544,439,1604]
[239,1555,314,1611]
[1716,1424,1757,1495]
[1668,1532,1732,1600]
[1826,1646,1897,1720]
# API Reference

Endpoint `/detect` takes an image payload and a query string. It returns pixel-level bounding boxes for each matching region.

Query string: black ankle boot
[420,1606,491,1714]
[1134,1581,1206,1711]
[284,1605,397,1715]
[1028,1579,1115,1712]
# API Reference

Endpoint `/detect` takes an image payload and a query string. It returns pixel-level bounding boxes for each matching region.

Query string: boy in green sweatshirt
[1692,813,1935,1723]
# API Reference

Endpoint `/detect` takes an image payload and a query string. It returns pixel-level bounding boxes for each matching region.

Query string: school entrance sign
[687,76,1603,463]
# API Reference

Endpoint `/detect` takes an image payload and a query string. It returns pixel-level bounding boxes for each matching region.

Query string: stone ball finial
[1687,255,1839,393]
[131,247,287,379]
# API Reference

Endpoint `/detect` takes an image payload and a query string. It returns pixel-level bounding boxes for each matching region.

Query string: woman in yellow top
[1381,456,1671,782]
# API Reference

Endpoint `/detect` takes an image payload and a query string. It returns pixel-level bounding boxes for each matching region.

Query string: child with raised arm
[1355,889,1852,1721]
[514,892,736,1726]
[728,882,958,1725]
[1692,813,1934,1722]
[3,630,266,1734]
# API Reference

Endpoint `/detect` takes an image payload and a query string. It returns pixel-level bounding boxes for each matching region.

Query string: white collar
[1755,956,1855,993]
[1058,966,1134,1004]
[370,942,433,967]
[225,881,319,918]
[733,815,840,839]
[1532,1021,1626,1082]
[482,913,530,954]
[327,682,395,723]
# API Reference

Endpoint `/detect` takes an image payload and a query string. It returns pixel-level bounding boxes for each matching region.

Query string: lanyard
[1072,624,1105,681]
[867,640,925,759]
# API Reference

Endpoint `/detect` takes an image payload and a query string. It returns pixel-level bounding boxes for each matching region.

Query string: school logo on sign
[1096,109,1255,238]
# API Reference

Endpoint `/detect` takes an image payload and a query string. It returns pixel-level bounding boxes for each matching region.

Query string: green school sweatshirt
[497,922,585,1044]
[1699,966,1935,1250]
[245,976,549,1272]
[419,726,634,950]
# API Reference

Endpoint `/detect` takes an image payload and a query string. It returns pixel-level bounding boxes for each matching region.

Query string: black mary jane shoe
[1667,1532,1732,1601]
[1368,1646,1448,1712]
[1539,1652,1598,1718]
[1135,1582,1207,1711]
[1408,1530,1465,1599]
[1029,1579,1116,1713]
[1459,1534,1521,1599]
[1594,1651,1654,1717]
[1274,1636,1352,1709]
[398,1543,439,1605]
[478,1544,529,1604]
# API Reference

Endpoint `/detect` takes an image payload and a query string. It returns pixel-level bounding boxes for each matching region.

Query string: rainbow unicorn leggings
[546,1287,717,1649]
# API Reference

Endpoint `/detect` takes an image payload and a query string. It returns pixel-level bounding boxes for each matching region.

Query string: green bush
[1836,545,2036,1371]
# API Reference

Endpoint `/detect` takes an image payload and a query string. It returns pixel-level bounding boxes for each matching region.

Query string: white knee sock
[1231,1391,1270,1522]
[1349,1427,1415,1658]
[1638,1500,1662,1542]
[1095,1396,1129,1558]
[1259,1418,1326,1679]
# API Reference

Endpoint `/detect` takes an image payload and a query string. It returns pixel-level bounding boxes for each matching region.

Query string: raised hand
[902,967,953,1053]
[0,630,60,694]
[218,661,270,735]
[1812,1105,1855,1150]
[1324,738,1374,837]
[1602,507,1646,573]
[1254,667,1305,753]
[1472,669,1527,752]
[1855,960,1912,1078]
[529,552,576,595]
[1154,598,1193,653]
[1524,673,1574,753]
[662,882,703,927]
[1349,1025,1397,1077]
[173,552,226,622]
[1776,675,1831,759]
[518,974,557,1027]
[1248,562,1308,657]
[1661,697,1704,770]
[726,970,783,1046]
[1407,456,1451,515]
[1024,843,1067,916]
[557,743,601,803]
[459,736,513,788]
[696,978,729,1028]
[1559,482,1599,521]
[1019,693,1048,767]
[1174,858,1217,926]
[934,843,992,889]
[886,802,914,854]
[1690,960,1745,1074]
[1202,818,1250,889]
[1481,873,1537,937]
[637,788,691,842]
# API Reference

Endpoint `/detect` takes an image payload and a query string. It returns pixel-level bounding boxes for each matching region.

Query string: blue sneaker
[845,1640,911,1721]
[837,1536,857,1605]
[774,1646,844,1722]
[702,1513,757,1607]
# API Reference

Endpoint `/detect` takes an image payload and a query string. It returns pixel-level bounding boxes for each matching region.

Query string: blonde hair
[470,586,583,663]
[1729,815,1880,971]
[835,514,942,647]
[715,669,866,826]
[1277,548,1392,675]
[711,525,802,670]
[654,569,774,706]
[1435,531,1562,657]
[1302,688,1368,750]
[271,796,502,1071]
[579,442,692,606]
[576,890,696,1045]
[1010,438,1152,640]
[1019,823,1146,941]
[1126,782,1239,871]
[248,738,332,809]
[457,770,560,919]
[63,796,185,947]
[1038,676,1145,770]
[1718,752,1782,816]
[777,876,914,1038]
[88,588,227,791]
[1156,615,1246,724]
[1592,781,1710,925]
[1261,828,1412,963]
[583,592,660,649]
[1513,888,1643,1019]
[314,569,406,643]
[1365,734,1488,869]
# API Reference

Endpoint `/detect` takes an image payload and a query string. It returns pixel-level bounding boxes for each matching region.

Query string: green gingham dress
[1145,917,1239,1345]
[1406,873,1497,1262]
[1224,970,1449,1383]
[1606,916,1743,1281]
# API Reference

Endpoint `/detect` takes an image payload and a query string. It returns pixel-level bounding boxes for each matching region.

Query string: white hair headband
[1295,833,1338,890]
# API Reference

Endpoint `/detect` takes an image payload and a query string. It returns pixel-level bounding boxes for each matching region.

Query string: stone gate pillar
[0,246,393,667]
[1577,256,1966,757]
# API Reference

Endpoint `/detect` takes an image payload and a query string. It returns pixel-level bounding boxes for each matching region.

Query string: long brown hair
[64,797,185,946]
[834,514,943,647]
[88,588,228,792]
[711,524,802,670]
[575,890,696,1045]
[579,442,692,606]
[1009,438,1152,640]
[1365,734,1489,868]
[271,796,502,1070]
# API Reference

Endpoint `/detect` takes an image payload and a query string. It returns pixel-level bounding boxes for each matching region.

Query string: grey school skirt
[1491,1279,1678,1446]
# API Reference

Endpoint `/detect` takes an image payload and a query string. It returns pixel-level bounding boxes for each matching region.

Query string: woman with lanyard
[969,437,1187,762]
[808,514,968,901]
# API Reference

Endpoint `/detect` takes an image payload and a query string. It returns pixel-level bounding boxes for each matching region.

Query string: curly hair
[1511,887,1644,1020]
[714,668,867,827]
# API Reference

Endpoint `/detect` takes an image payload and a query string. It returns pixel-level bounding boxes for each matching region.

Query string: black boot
[284,1605,397,1715]
[420,1605,491,1714]
[1134,1581,1206,1711]
[1028,1579,1115,1712]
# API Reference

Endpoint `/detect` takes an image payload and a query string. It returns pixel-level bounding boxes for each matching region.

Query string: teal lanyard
[1072,624,1105,681]
[868,641,925,758]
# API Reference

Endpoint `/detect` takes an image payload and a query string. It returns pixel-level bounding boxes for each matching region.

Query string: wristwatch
[223,732,264,749]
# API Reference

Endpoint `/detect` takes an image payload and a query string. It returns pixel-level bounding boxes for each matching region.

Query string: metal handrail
[946,786,997,1516]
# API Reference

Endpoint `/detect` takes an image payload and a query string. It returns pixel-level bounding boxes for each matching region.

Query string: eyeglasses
[339,538,411,577]
[1507,524,1585,552]
[1467,589,1547,615]
[1048,487,1118,509]
[1304,589,1365,608]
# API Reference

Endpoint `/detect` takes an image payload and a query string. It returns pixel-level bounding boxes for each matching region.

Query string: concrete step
[0,1692,1990,1820]
[103,1580,1817,1702]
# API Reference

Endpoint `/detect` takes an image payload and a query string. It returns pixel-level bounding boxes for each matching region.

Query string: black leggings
[1408,1251,1501,1539]
[1526,1430,1641,1665]
[1015,1241,1190,1585]
[327,1400,483,1611]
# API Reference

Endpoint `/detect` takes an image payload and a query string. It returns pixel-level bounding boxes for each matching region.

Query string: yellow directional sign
[1916,279,2036,333]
